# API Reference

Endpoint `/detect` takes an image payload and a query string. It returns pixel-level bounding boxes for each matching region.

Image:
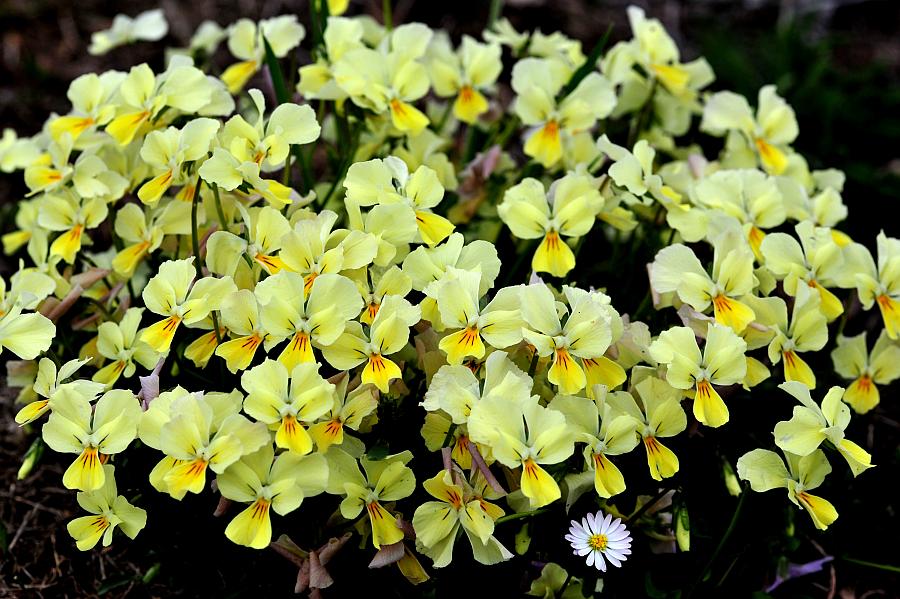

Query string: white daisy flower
[565,510,632,572]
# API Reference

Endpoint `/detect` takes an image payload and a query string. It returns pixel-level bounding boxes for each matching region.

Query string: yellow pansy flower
[222,16,305,94]
[596,135,675,203]
[325,448,415,549]
[221,88,320,171]
[746,284,827,388]
[650,237,757,333]
[106,62,222,146]
[344,157,454,247]
[308,374,379,453]
[137,117,220,204]
[93,307,160,386]
[198,147,296,208]
[16,357,103,425]
[701,85,798,175]
[332,23,434,134]
[427,34,502,124]
[422,350,533,469]
[112,200,191,276]
[402,232,500,327]
[206,205,291,278]
[498,174,602,277]
[761,221,854,321]
[214,289,272,372]
[49,72,122,143]
[322,295,420,392]
[348,265,413,325]
[692,169,785,259]
[218,443,327,549]
[88,9,168,55]
[140,257,237,353]
[67,465,146,551]
[279,210,377,285]
[255,271,362,371]
[649,323,747,427]
[738,448,838,531]
[606,376,686,481]
[846,232,900,339]
[511,57,615,167]
[42,388,141,491]
[469,396,574,508]
[548,394,639,498]
[774,382,874,477]
[297,16,365,101]
[519,283,614,395]
[152,391,269,499]
[137,387,241,495]
[393,129,459,192]
[412,471,512,567]
[831,330,900,413]
[241,359,334,454]
[431,268,523,363]
[37,193,109,264]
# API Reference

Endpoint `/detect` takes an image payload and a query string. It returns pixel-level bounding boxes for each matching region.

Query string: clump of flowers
[1,3,891,594]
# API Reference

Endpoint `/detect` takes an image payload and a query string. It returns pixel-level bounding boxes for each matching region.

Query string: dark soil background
[1,1,899,597]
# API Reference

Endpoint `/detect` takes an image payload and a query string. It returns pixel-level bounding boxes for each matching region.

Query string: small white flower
[565,510,632,572]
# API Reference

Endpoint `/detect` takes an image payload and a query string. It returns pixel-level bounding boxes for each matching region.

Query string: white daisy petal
[607,529,631,541]
[605,548,626,561]
[595,552,607,572]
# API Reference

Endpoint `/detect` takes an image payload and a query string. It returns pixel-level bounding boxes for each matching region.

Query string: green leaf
[558,25,613,99]
[262,36,290,106]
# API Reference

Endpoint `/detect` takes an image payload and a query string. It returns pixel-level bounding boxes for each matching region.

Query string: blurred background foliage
[1,1,898,597]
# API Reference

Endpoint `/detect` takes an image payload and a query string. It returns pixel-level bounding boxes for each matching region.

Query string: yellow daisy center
[588,533,608,551]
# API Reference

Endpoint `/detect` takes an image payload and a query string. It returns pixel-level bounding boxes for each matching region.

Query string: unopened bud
[17,438,43,480]
[515,522,531,555]
[675,502,690,552]
[722,458,741,497]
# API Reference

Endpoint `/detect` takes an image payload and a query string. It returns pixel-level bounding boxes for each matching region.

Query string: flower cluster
[1,3,892,590]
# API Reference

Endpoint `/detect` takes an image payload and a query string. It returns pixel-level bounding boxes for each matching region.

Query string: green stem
[555,572,572,599]
[488,115,520,151]
[527,350,540,377]
[211,311,223,347]
[558,25,613,99]
[434,100,454,134]
[212,184,227,230]
[686,488,747,598]
[382,0,392,31]
[627,80,658,147]
[190,178,205,281]
[487,0,503,28]
[318,119,361,210]
[841,557,900,574]
[632,293,652,321]
[496,508,550,524]
[262,37,290,105]
[626,486,671,523]
[309,0,321,51]
[282,148,293,187]
[441,422,458,448]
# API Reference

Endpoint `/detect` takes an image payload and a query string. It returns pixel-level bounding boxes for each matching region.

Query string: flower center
[588,533,608,551]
